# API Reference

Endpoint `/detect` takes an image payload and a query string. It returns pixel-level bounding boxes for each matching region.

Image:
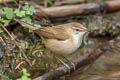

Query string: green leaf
[0,9,5,14]
[21,16,32,24]
[23,3,36,15]
[17,68,31,80]
[23,3,29,11]
[14,9,25,17]
[26,6,35,15]
[0,28,3,33]
[34,24,41,27]
[0,17,10,23]
[1,19,10,23]
[3,7,14,19]
[22,68,30,76]
[21,76,31,80]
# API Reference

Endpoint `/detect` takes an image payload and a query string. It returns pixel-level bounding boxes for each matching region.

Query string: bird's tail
[14,18,39,31]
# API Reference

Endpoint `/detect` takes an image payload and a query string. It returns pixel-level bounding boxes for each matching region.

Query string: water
[64,37,120,80]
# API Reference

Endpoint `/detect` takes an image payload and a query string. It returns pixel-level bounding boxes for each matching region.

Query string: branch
[55,0,87,5]
[33,48,105,80]
[29,0,120,19]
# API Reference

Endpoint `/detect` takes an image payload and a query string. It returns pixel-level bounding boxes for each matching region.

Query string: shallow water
[63,36,120,80]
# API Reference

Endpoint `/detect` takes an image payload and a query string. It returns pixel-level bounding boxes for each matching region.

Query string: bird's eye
[72,26,82,31]
[75,29,80,31]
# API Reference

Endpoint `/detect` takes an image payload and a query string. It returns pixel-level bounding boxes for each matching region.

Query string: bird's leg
[54,56,71,73]
[60,55,76,70]
[53,53,76,73]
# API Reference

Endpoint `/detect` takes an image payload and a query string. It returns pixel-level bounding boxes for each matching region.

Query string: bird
[14,19,89,70]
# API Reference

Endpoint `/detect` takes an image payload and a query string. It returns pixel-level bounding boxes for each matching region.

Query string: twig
[0,23,32,66]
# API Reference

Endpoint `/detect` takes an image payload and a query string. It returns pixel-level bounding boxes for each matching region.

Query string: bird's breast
[43,35,82,55]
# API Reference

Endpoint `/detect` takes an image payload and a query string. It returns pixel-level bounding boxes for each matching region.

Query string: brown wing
[34,26,69,40]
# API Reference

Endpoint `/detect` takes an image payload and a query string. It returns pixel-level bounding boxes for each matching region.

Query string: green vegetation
[17,68,31,80]
[0,3,41,33]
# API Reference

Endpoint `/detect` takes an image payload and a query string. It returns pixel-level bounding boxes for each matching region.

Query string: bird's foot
[55,56,76,73]
[60,55,76,71]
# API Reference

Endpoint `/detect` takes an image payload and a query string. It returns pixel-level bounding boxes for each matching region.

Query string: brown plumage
[35,26,70,40]
[14,19,88,54]
[15,19,70,40]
